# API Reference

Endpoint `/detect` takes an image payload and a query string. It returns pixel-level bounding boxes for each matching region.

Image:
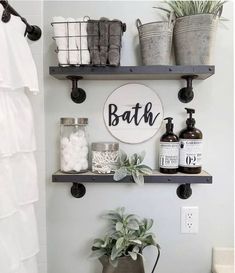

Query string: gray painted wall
[44,2,234,273]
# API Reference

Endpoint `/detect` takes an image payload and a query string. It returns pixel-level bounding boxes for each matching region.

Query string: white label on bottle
[179,139,203,168]
[159,142,179,169]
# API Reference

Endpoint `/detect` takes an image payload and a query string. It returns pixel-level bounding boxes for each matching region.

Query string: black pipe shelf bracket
[67,76,86,104]
[72,182,193,199]
[52,170,212,199]
[178,75,198,103]
[49,65,215,104]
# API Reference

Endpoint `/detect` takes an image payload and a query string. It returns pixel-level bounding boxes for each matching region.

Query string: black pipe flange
[71,183,86,198]
[176,184,192,199]
[178,75,198,103]
[67,76,86,104]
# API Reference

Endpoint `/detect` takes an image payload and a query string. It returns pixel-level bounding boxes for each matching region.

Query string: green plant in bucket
[155,1,226,19]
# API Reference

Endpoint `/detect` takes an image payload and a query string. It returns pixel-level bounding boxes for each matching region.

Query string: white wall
[44,2,234,273]
[12,1,47,273]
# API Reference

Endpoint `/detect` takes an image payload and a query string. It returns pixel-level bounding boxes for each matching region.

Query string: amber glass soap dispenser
[179,108,203,174]
[159,117,179,174]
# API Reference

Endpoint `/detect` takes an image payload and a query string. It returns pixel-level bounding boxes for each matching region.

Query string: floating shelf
[52,170,212,183]
[49,65,215,80]
[49,65,215,103]
[52,170,212,199]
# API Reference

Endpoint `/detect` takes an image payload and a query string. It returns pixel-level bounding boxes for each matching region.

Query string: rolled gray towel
[99,17,109,65]
[108,20,122,66]
[87,20,100,65]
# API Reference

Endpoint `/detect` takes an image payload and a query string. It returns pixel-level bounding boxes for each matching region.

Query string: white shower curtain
[0,5,39,273]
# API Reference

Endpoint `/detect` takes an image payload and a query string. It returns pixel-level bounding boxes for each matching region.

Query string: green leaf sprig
[155,1,227,19]
[113,150,152,185]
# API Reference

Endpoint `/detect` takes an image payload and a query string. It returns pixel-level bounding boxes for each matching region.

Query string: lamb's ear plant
[112,150,152,185]
[155,1,227,19]
[90,207,159,268]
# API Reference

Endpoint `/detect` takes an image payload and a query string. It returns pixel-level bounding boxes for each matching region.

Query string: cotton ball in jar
[61,162,72,172]
[80,137,88,147]
[61,151,71,163]
[61,137,69,149]
[73,136,84,148]
[62,140,73,152]
[77,130,85,138]
[69,145,76,153]
[80,159,88,170]
[74,162,82,172]
[82,161,88,171]
[74,145,82,153]
[70,133,81,146]
[69,153,77,165]
[68,159,76,171]
[80,146,89,158]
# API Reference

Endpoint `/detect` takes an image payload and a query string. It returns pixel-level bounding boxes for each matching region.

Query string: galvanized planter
[174,14,218,65]
[136,18,174,65]
[99,256,145,273]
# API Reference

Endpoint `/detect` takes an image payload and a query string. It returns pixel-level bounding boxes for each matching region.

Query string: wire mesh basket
[51,17,126,67]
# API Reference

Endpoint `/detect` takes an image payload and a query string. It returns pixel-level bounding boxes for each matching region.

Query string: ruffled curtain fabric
[0,5,39,273]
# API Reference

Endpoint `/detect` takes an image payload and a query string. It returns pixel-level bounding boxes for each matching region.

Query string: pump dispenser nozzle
[164,117,174,133]
[185,108,195,127]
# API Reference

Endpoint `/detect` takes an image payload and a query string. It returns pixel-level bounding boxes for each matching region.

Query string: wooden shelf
[49,65,215,80]
[52,170,212,184]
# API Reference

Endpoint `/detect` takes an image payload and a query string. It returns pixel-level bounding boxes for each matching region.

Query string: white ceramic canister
[91,142,119,174]
[60,117,88,173]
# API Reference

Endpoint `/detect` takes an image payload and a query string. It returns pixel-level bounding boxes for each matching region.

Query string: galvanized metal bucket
[99,256,145,273]
[99,245,160,273]
[174,14,219,65]
[136,17,174,65]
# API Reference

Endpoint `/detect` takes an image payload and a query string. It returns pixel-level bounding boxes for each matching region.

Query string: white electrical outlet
[181,206,199,234]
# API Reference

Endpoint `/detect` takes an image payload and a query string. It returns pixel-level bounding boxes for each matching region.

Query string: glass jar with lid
[60,117,88,173]
[91,142,119,174]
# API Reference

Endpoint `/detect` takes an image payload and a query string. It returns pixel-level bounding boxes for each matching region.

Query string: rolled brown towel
[108,20,123,66]
[99,17,109,65]
[87,20,100,65]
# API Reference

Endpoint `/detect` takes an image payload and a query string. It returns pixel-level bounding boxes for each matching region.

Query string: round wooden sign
[103,83,164,144]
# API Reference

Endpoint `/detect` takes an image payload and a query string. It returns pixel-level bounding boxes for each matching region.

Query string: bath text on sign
[108,102,160,126]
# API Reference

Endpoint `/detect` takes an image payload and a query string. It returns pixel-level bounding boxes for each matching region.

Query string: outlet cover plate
[181,206,199,234]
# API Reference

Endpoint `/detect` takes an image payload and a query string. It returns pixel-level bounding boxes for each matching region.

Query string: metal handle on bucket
[150,244,161,273]
[168,12,175,28]
[136,18,142,28]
